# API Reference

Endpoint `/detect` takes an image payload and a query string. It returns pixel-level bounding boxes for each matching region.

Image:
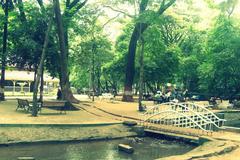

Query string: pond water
[0,137,195,160]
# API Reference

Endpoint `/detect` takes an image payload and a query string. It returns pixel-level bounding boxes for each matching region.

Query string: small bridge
[140,102,226,136]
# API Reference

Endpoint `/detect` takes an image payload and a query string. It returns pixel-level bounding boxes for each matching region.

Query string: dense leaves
[1,0,240,99]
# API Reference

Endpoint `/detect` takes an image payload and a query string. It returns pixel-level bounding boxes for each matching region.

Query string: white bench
[100,93,114,101]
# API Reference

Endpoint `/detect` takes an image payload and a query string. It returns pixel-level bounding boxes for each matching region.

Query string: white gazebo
[1,70,59,94]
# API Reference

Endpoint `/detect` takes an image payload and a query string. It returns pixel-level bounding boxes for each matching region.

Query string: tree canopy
[1,0,240,103]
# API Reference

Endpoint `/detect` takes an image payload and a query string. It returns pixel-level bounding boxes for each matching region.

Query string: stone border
[0,122,122,127]
[0,135,137,147]
[157,137,239,160]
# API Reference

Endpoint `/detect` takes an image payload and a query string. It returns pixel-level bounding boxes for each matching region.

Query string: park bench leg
[16,105,19,111]
[24,106,28,112]
[27,106,31,113]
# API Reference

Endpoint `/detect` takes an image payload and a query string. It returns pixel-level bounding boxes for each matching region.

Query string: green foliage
[137,24,181,84]
[69,6,114,90]
[5,2,59,78]
[198,15,240,96]
[2,0,240,98]
[178,28,206,91]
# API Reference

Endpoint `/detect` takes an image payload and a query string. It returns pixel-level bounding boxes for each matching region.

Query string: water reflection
[0,137,195,160]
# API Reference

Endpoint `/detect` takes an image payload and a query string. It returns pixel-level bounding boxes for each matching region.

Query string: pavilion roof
[1,70,59,83]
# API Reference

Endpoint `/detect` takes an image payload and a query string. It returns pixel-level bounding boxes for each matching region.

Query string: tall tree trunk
[39,68,44,102]
[32,21,52,117]
[53,0,79,104]
[122,0,176,102]
[0,0,9,101]
[91,41,96,101]
[34,67,37,83]
[138,37,145,111]
[122,23,148,102]
[97,66,101,95]
[105,81,109,92]
[17,0,27,23]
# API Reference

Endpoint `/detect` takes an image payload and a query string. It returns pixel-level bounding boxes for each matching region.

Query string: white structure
[141,102,226,135]
[1,70,59,94]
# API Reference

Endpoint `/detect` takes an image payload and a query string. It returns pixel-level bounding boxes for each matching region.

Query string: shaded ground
[0,99,120,124]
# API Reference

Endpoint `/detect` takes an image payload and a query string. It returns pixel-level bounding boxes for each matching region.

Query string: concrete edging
[0,122,123,127]
[0,135,137,147]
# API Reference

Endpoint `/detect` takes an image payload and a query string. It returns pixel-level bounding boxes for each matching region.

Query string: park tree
[198,15,240,97]
[38,0,88,103]
[121,0,176,101]
[32,3,53,116]
[6,2,57,115]
[196,0,240,97]
[179,28,206,92]
[69,6,114,97]
[54,0,88,103]
[0,0,15,100]
[102,14,182,97]
[101,22,132,94]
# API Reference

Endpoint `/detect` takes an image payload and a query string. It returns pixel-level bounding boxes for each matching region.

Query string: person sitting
[154,91,163,104]
[209,97,217,107]
[57,88,62,100]
[166,91,172,102]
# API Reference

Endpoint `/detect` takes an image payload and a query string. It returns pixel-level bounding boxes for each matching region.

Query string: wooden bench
[16,98,31,112]
[40,100,67,114]
[16,99,41,112]
[16,99,43,113]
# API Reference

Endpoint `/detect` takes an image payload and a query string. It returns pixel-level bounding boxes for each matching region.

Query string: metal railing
[140,102,226,135]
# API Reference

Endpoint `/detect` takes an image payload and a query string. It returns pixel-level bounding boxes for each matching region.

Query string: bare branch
[68,0,88,17]
[36,0,47,12]
[102,13,121,28]
[103,5,134,18]
[227,5,235,18]
[73,0,87,13]
[69,0,87,10]
[158,0,176,15]
[66,0,70,8]
[139,0,149,13]
[36,0,43,7]
[17,0,27,22]
[69,0,80,9]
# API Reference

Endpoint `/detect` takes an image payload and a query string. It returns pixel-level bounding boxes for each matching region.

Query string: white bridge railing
[140,102,226,135]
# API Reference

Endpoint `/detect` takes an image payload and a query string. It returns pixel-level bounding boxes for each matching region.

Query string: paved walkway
[0,95,151,125]
[0,99,120,125]
[1,96,240,143]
